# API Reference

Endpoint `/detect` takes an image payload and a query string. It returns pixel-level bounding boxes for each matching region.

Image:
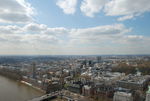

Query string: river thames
[0,75,44,101]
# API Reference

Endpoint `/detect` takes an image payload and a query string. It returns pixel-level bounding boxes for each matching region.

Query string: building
[117,74,150,91]
[94,83,114,97]
[67,78,93,94]
[146,86,150,101]
[82,85,92,96]
[67,83,83,94]
[113,91,133,101]
[30,62,36,79]
[46,82,61,93]
[92,72,125,85]
[97,56,101,63]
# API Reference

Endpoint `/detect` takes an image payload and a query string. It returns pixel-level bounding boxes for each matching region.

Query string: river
[0,75,44,101]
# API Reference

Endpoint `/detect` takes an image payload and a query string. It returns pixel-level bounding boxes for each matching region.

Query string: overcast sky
[0,0,150,55]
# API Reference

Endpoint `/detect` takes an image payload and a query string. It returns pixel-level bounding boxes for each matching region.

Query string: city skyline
[0,0,150,55]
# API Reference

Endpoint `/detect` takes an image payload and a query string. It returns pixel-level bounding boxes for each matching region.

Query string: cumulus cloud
[79,0,150,20]
[80,0,108,17]
[56,0,77,14]
[105,0,150,16]
[0,0,34,23]
[24,23,47,33]
[114,35,150,54]
[0,25,23,34]
[0,23,149,55]
[104,0,150,20]
[126,35,143,40]
[115,35,144,44]
[0,23,64,44]
[70,24,131,40]
[117,15,134,21]
[0,0,149,54]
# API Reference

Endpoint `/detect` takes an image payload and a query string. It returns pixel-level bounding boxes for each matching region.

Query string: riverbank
[21,80,45,93]
[0,68,46,94]
[0,75,44,101]
[0,68,22,80]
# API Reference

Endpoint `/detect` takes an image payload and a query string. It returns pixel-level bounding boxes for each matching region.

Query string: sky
[0,0,150,55]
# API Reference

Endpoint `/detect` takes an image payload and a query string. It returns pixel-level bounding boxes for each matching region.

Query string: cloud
[126,35,143,40]
[80,0,108,17]
[24,23,47,33]
[104,0,150,20]
[117,15,134,21]
[0,25,23,34]
[79,0,150,21]
[0,23,63,44]
[114,35,144,44]
[70,24,131,40]
[68,25,150,54]
[0,23,149,55]
[56,0,77,14]
[0,0,34,23]
[113,35,150,54]
[105,0,150,16]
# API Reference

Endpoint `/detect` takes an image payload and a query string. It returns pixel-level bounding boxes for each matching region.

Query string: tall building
[97,56,101,63]
[146,86,150,101]
[31,62,36,79]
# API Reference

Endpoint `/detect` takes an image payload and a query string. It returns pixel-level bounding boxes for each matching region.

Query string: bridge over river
[28,91,60,101]
[28,90,87,101]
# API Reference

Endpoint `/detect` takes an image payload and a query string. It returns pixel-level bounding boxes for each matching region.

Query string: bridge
[28,90,85,101]
[28,91,60,101]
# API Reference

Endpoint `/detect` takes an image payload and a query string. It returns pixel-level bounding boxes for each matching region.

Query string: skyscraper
[31,62,36,79]
[97,56,101,63]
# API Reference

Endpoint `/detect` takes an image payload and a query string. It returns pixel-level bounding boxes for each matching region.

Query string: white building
[113,92,133,101]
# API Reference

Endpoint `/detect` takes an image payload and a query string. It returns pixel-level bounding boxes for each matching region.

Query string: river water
[0,75,44,101]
